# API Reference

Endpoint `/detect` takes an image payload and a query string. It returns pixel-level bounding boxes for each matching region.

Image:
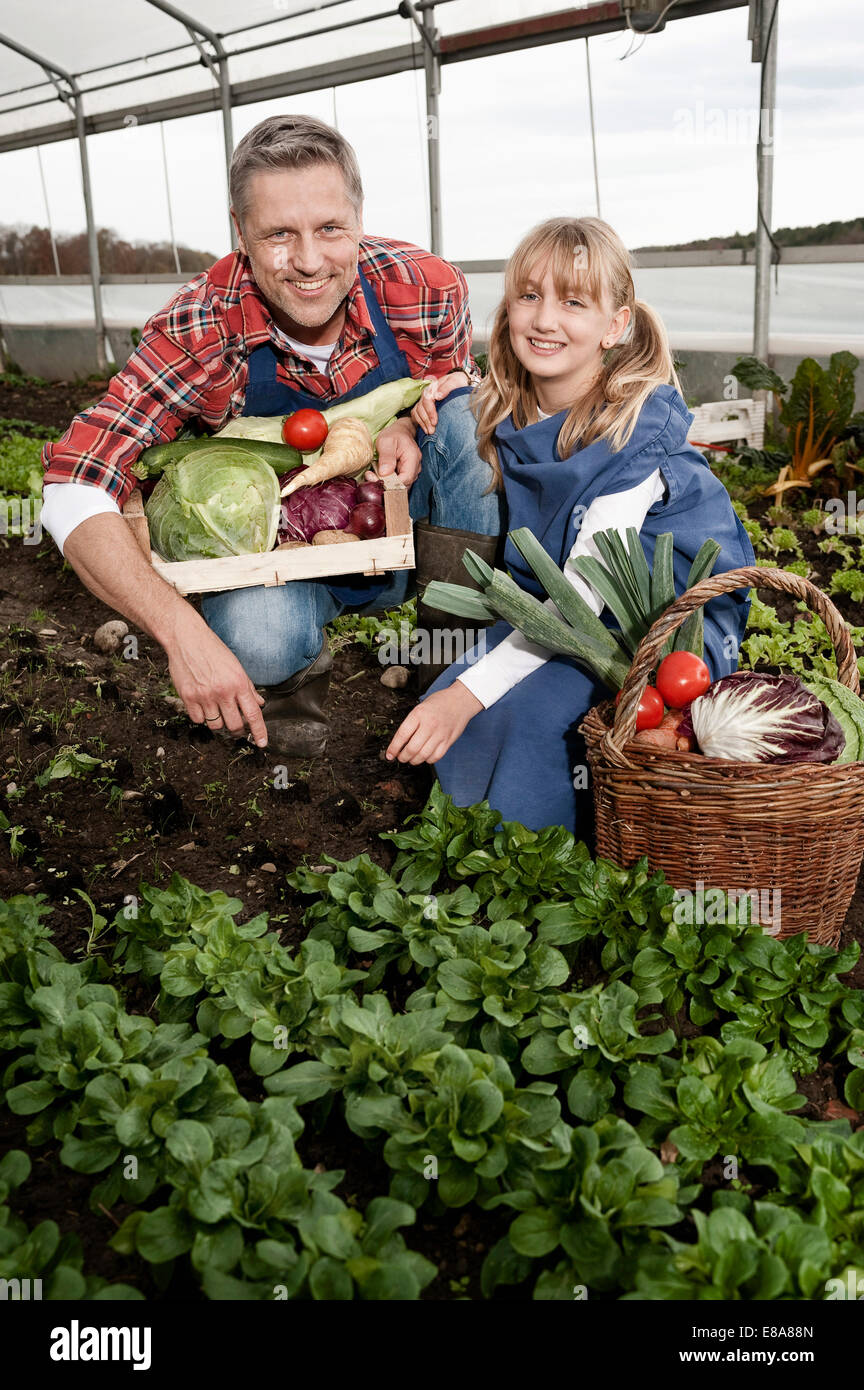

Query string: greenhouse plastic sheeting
[0,281,182,327]
[4,267,864,348]
[0,0,611,143]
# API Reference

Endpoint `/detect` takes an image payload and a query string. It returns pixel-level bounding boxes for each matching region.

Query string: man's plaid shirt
[42,236,475,508]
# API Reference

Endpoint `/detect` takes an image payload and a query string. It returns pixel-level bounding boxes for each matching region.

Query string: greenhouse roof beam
[0,43,420,152]
[439,0,746,63]
[0,0,457,103]
[0,0,747,155]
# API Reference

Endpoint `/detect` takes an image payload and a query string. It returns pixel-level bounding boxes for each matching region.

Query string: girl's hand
[411,371,471,433]
[385,681,483,765]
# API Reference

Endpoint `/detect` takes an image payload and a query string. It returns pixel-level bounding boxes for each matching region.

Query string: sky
[0,0,861,264]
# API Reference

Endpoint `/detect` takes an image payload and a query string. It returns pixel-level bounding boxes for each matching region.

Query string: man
[41,115,503,757]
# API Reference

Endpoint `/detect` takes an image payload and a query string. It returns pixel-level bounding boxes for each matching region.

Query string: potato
[311,529,356,545]
[632,727,679,749]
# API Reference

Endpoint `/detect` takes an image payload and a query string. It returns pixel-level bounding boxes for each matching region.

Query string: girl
[386,217,755,834]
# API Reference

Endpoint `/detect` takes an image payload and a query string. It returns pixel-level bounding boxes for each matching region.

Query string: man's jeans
[201,392,505,687]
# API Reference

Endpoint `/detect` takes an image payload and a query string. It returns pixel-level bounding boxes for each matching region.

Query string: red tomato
[282,409,328,452]
[655,651,711,708]
[614,684,664,730]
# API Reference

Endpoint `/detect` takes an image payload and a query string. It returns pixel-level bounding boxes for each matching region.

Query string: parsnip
[280,417,374,498]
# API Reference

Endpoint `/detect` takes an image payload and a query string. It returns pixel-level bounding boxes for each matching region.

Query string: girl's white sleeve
[456,468,667,709]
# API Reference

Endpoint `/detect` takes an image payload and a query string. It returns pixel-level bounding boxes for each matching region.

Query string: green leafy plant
[520,980,676,1122]
[732,351,861,497]
[625,1037,805,1174]
[830,568,864,605]
[0,431,44,495]
[627,1197,837,1300]
[424,919,570,1035]
[0,1149,143,1300]
[328,598,416,653]
[34,745,110,788]
[3,780,864,1303]
[481,1116,681,1298]
[740,593,864,680]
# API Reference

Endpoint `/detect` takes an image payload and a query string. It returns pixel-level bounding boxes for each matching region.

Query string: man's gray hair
[229,114,364,224]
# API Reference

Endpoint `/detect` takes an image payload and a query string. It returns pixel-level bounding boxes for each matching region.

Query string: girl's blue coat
[426,384,756,834]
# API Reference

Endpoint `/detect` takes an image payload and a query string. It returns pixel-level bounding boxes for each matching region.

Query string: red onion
[277,477,358,544]
[346,501,386,540]
[356,479,385,505]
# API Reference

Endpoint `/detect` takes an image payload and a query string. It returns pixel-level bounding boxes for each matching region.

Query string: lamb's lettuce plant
[480,1116,681,1298]
[0,1149,143,1300]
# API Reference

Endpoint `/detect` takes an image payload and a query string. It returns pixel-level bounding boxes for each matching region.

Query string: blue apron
[427,384,756,834]
[242,268,412,606]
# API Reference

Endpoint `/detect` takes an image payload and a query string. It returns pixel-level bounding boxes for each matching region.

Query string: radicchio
[688,671,844,763]
[277,475,358,544]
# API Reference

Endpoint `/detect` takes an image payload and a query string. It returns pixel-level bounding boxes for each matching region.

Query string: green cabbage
[145,444,281,562]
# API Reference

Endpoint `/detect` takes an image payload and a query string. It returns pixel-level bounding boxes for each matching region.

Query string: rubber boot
[259,638,333,759]
[414,520,501,694]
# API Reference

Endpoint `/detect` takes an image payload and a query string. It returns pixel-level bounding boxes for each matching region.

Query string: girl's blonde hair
[473,216,680,488]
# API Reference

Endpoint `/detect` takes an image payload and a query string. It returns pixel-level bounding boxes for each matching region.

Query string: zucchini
[131,435,305,481]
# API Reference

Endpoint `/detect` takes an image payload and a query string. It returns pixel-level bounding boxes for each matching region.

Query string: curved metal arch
[0,31,107,370]
[141,0,235,244]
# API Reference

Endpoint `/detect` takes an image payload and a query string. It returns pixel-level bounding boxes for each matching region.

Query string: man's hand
[385,681,483,765]
[63,511,269,746]
[165,607,267,745]
[411,371,471,434]
[372,417,422,488]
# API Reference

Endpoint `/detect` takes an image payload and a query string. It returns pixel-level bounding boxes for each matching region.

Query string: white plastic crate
[687,398,766,451]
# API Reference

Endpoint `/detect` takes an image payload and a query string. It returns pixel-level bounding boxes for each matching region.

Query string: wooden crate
[122,475,414,597]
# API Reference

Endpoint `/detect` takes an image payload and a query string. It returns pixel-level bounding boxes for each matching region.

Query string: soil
[0,378,108,432]
[2,384,863,1301]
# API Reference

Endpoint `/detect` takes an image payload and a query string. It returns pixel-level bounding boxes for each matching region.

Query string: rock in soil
[93,619,129,654]
[380,665,410,688]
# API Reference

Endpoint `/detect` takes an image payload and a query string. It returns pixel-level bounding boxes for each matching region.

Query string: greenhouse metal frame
[0,0,856,376]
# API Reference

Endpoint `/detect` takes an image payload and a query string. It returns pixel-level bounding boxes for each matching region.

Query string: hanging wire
[619,0,685,58]
[619,32,646,60]
[632,0,686,38]
[35,144,61,275]
[159,121,181,276]
[584,38,601,218]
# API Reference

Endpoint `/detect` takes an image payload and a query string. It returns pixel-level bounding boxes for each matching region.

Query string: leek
[423,525,722,691]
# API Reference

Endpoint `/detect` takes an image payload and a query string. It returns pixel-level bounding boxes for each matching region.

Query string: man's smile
[285,275,333,295]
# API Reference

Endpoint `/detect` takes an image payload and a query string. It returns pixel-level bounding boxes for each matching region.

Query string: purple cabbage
[688,671,844,764]
[277,475,358,544]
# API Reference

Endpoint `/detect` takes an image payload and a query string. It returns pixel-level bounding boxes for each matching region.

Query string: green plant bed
[3,785,863,1302]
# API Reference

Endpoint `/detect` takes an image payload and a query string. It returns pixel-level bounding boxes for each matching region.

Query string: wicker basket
[579,566,864,946]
